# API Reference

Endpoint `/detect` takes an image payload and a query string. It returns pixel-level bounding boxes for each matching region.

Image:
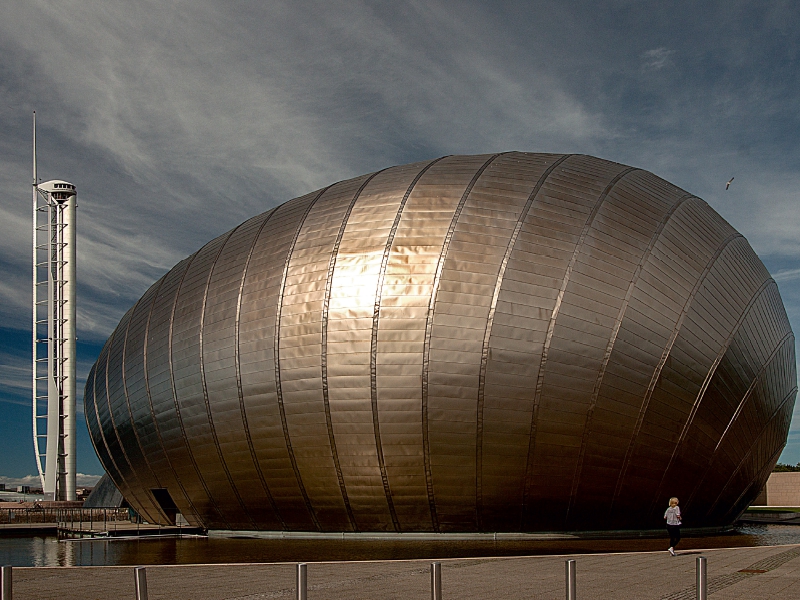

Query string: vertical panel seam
[142,268,203,524]
[88,354,119,487]
[123,285,166,502]
[368,158,446,533]
[422,153,504,532]
[655,278,779,512]
[105,310,141,487]
[88,345,130,502]
[609,230,744,515]
[115,303,165,521]
[168,250,230,528]
[275,186,333,532]
[198,226,258,529]
[96,332,143,509]
[708,381,796,521]
[520,163,637,529]
[234,208,286,530]
[322,171,386,532]
[690,331,795,516]
[475,153,572,529]
[84,366,112,489]
[721,443,787,523]
[83,364,102,474]
[563,191,695,525]
[715,332,794,458]
[758,444,789,506]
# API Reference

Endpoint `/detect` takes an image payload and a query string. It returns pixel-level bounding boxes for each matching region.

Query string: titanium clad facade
[84,153,797,532]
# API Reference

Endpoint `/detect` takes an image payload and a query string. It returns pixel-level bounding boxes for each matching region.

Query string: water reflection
[2,525,799,567]
[1,535,76,567]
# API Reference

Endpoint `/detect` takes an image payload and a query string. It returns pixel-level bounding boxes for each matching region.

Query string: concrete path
[9,544,800,599]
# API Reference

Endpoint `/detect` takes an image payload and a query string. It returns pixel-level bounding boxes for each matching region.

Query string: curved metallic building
[85,153,796,532]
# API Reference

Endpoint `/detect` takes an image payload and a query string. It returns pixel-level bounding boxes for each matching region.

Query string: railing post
[134,566,148,600]
[565,559,576,600]
[1,565,11,600]
[431,562,442,600]
[696,556,707,600]
[296,563,307,600]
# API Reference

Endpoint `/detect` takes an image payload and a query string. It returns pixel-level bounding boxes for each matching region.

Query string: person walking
[664,497,682,556]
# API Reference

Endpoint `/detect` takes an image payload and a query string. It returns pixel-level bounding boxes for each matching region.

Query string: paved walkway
[8,544,800,599]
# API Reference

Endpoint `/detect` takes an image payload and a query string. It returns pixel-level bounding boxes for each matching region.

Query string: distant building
[16,485,31,494]
[0,483,5,491]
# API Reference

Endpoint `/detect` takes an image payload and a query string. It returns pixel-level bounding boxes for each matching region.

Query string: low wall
[753,472,800,506]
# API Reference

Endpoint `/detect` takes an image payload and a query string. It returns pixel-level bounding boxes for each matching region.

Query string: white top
[38,179,76,194]
[664,506,682,526]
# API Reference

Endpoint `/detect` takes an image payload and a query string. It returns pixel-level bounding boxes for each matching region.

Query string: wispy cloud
[1,0,800,471]
[774,268,800,283]
[0,347,31,407]
[0,340,98,416]
[641,47,675,71]
[0,473,102,487]
[0,0,618,342]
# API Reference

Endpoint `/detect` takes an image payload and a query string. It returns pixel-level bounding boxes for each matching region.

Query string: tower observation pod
[32,113,77,501]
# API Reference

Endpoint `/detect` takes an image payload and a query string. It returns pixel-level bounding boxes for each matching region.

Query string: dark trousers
[667,524,681,548]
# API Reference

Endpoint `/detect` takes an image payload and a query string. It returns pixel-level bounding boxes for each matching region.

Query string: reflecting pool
[3,525,800,567]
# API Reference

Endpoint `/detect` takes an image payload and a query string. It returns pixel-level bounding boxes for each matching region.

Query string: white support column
[44,192,59,500]
[32,113,44,495]
[63,191,77,501]
[32,115,78,502]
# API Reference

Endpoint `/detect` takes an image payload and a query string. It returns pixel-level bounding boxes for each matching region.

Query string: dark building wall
[84,153,796,532]
[83,473,124,508]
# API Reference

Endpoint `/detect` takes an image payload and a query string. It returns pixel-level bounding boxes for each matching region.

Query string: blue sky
[1,0,799,480]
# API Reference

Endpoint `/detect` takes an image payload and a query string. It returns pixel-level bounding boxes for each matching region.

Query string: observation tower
[32,112,77,501]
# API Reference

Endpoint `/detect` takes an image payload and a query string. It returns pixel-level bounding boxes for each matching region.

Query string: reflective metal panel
[124,274,203,524]
[203,210,283,530]
[105,305,163,522]
[172,227,254,529]
[86,153,796,532]
[327,162,437,532]
[239,190,325,530]
[146,254,226,528]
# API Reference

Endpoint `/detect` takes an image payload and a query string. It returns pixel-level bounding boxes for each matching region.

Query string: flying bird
[726,177,734,190]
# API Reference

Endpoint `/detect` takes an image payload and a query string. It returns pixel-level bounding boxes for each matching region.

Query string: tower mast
[32,113,77,501]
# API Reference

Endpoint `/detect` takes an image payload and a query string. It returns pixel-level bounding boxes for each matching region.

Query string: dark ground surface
[3,523,800,567]
[7,543,800,599]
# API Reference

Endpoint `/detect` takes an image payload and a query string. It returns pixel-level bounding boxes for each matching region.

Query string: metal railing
[566,559,576,600]
[0,507,160,539]
[431,562,442,600]
[134,567,148,600]
[696,556,707,600]
[0,556,713,599]
[1,565,10,600]
[296,563,307,600]
[0,507,130,526]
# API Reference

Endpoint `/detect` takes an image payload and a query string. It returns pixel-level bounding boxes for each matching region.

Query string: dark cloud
[1,0,799,475]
